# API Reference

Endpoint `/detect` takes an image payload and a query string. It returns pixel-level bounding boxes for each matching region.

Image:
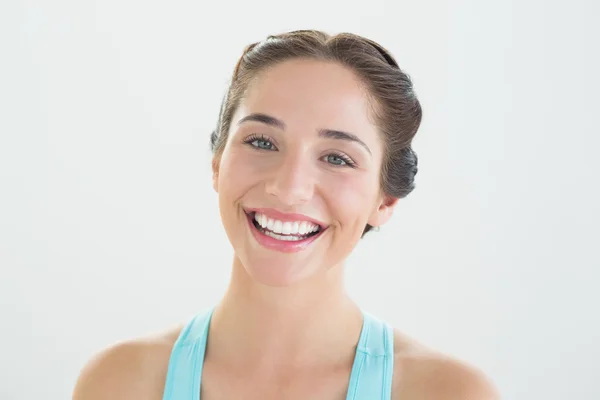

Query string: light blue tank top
[162,308,394,400]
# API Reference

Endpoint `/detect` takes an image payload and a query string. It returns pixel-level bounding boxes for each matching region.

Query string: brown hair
[210,30,422,235]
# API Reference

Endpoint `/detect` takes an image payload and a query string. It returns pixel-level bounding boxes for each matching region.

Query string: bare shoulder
[72,325,183,400]
[391,330,500,400]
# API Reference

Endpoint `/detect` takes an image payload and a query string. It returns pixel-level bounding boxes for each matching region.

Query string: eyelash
[243,134,358,168]
[324,151,357,168]
[243,134,276,150]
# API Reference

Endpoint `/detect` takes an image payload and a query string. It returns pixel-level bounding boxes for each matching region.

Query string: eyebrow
[238,112,372,155]
[238,113,285,130]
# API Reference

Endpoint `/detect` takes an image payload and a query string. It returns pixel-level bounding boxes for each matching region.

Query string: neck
[206,256,364,370]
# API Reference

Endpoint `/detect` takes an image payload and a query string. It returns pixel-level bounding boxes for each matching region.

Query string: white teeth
[299,221,308,235]
[253,212,321,237]
[263,230,305,241]
[282,221,292,234]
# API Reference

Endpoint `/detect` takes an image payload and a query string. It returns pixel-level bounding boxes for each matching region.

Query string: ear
[212,157,220,193]
[367,194,399,228]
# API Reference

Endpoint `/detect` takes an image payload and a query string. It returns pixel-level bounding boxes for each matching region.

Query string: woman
[73,30,498,400]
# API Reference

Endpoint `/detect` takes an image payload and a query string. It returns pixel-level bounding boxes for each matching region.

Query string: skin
[73,59,499,400]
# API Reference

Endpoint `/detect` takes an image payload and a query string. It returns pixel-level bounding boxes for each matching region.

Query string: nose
[265,152,314,206]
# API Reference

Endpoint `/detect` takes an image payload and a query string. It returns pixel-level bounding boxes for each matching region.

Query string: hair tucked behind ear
[210,30,422,236]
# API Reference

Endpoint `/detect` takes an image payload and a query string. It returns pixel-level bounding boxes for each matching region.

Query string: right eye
[244,134,277,151]
[251,139,274,150]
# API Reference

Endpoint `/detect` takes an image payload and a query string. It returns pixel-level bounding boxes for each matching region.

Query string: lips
[244,208,327,230]
[244,209,327,253]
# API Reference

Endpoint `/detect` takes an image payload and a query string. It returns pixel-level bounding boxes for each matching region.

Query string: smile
[245,210,326,252]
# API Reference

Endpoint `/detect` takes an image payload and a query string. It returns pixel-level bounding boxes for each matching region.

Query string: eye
[252,139,274,150]
[244,134,277,151]
[324,152,356,168]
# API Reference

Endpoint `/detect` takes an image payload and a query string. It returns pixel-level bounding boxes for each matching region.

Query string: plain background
[1,0,599,399]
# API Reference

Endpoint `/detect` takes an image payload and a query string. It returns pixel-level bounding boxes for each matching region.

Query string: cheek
[220,145,283,191]
[218,148,261,191]
[321,172,379,225]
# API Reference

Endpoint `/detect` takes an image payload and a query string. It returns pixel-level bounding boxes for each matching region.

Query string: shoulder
[390,330,500,400]
[72,326,183,400]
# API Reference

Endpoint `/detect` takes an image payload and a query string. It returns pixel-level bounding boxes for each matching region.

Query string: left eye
[325,154,347,166]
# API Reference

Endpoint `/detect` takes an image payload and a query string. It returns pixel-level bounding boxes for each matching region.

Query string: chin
[234,248,322,287]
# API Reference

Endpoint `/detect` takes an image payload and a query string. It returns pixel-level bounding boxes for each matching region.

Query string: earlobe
[212,158,220,193]
[368,195,399,228]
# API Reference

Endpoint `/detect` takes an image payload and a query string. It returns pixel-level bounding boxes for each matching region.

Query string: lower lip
[246,213,325,253]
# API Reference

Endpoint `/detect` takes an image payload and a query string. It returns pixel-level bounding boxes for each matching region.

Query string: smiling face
[213,58,397,287]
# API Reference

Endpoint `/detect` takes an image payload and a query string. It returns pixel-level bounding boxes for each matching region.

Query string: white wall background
[1,0,599,399]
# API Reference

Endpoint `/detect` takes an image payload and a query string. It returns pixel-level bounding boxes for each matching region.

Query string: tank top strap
[162,308,393,400]
[346,311,395,400]
[162,308,214,400]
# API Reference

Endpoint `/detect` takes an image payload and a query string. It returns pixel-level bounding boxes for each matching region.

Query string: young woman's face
[214,59,396,286]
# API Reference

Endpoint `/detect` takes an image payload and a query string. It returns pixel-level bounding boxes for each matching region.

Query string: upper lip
[245,207,327,228]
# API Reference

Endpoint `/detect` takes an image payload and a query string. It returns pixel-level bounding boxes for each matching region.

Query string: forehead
[238,59,379,141]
